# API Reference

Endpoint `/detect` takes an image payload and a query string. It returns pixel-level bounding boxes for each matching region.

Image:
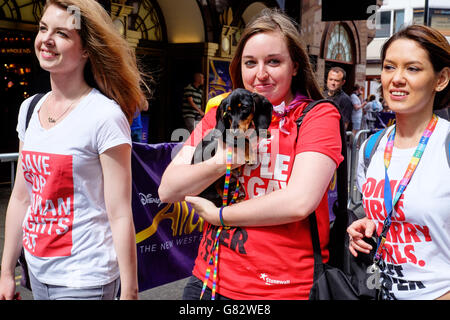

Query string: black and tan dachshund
[191,88,273,207]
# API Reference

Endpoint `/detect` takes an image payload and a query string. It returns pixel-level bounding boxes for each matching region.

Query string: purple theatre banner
[327,171,337,222]
[131,142,204,292]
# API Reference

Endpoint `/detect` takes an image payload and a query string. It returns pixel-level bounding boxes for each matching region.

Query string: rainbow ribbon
[374,114,438,263]
[200,145,240,300]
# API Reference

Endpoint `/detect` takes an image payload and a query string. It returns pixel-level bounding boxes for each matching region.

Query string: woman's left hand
[185,196,221,226]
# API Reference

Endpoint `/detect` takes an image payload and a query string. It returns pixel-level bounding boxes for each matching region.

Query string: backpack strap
[445,129,450,168]
[296,98,348,269]
[25,93,45,130]
[295,99,329,141]
[362,128,387,176]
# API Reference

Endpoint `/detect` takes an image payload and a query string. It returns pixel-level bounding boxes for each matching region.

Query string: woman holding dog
[159,9,343,299]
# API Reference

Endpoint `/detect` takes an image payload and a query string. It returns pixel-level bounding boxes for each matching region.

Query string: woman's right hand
[347,217,376,257]
[0,274,18,300]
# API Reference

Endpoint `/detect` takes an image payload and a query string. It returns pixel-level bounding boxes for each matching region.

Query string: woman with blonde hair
[159,9,343,299]
[0,0,149,300]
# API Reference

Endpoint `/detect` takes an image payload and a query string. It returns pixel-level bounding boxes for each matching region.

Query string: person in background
[350,84,367,135]
[324,67,353,130]
[347,24,450,300]
[364,94,383,130]
[182,72,205,132]
[0,0,149,300]
[131,113,143,142]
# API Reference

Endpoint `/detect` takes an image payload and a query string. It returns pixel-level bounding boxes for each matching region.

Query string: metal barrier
[0,152,19,190]
[347,129,382,210]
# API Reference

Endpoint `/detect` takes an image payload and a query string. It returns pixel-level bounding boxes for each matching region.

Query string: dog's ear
[252,92,273,130]
[215,96,229,136]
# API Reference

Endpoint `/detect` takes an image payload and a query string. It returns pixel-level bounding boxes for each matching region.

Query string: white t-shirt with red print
[357,117,450,300]
[17,88,131,288]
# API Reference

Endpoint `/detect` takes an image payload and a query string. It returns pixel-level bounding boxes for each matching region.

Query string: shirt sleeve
[356,139,368,193]
[96,104,132,154]
[295,102,344,167]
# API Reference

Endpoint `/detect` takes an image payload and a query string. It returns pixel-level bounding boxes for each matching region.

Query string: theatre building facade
[0,0,374,154]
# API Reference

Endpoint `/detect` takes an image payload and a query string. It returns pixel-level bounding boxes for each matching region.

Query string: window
[413,8,450,36]
[394,10,404,33]
[326,24,353,63]
[375,11,391,38]
[430,9,450,36]
[413,8,424,25]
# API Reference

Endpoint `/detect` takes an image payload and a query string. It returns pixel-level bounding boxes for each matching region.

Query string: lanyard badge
[373,114,438,264]
[200,145,240,300]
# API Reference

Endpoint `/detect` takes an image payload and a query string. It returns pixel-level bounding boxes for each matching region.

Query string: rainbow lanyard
[373,114,438,263]
[200,146,240,300]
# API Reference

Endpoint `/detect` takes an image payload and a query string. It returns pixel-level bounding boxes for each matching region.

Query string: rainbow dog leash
[200,146,240,300]
[373,114,438,263]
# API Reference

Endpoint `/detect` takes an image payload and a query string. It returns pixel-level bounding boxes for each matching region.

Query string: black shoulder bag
[295,99,378,300]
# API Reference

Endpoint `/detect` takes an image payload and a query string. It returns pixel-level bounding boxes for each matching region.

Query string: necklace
[47,87,90,124]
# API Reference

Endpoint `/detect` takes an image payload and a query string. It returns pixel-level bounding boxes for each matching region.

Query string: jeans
[29,270,120,300]
[182,276,231,300]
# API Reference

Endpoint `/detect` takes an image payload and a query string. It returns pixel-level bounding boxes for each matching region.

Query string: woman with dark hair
[159,9,343,299]
[347,24,450,300]
[0,0,149,300]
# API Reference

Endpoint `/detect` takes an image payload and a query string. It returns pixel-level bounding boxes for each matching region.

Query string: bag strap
[25,93,45,131]
[445,129,450,168]
[296,99,349,269]
[309,212,324,281]
[362,128,387,175]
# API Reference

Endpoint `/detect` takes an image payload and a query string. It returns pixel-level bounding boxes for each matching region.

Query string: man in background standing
[182,72,205,132]
[324,67,353,130]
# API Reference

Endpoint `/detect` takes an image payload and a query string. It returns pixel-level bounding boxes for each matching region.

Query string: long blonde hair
[43,0,150,123]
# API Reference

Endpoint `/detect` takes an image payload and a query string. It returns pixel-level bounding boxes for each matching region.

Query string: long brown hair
[43,0,150,123]
[230,8,323,100]
[381,24,450,110]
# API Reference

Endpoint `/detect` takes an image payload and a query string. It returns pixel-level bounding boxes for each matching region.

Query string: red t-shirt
[186,97,343,299]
